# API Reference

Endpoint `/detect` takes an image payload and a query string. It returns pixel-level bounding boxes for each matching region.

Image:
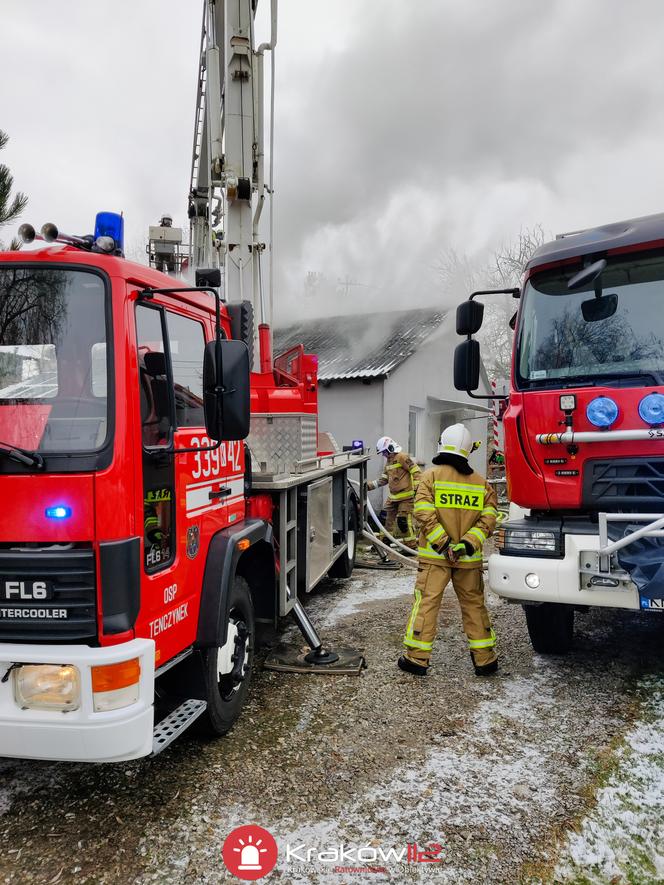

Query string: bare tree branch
[437,226,547,380]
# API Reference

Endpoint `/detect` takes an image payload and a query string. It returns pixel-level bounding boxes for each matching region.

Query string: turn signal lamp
[94,211,124,256]
[91,658,140,712]
[638,392,664,426]
[586,396,619,428]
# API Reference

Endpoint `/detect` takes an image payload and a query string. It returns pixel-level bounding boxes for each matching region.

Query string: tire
[329,492,358,579]
[200,575,254,736]
[523,602,574,654]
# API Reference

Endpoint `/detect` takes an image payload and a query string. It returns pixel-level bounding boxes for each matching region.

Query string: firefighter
[144,502,165,546]
[367,437,421,549]
[399,423,499,676]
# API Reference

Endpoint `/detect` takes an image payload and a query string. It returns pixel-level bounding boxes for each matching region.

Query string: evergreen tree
[0,130,28,250]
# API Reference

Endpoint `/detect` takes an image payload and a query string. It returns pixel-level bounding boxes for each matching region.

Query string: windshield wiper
[0,442,44,470]
[601,372,664,388]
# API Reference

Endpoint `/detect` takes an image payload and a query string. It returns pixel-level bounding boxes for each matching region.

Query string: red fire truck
[0,0,366,762]
[454,213,664,653]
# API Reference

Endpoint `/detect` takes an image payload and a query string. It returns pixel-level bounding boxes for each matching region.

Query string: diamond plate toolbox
[248,413,317,475]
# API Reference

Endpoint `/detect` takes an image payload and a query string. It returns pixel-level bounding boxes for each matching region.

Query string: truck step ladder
[152,699,207,756]
[277,486,299,617]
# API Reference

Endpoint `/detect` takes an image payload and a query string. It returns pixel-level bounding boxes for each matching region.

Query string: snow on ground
[318,571,415,624]
[0,757,65,816]
[301,564,499,629]
[1,567,661,884]
[137,669,578,884]
[554,677,664,884]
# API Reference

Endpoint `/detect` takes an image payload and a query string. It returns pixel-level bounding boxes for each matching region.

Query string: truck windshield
[517,251,664,388]
[0,267,110,456]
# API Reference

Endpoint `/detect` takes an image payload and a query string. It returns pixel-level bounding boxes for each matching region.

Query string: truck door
[164,308,245,583]
[134,303,184,663]
[133,301,244,666]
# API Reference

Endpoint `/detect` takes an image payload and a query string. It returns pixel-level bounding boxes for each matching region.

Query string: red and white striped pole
[491,378,502,455]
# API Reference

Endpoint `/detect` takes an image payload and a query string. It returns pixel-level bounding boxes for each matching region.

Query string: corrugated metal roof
[274,307,446,381]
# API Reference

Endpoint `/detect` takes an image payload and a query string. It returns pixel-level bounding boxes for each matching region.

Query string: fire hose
[350,480,418,568]
[352,481,497,570]
[362,527,418,568]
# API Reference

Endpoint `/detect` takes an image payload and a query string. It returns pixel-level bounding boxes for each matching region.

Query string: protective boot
[397,655,428,676]
[470,651,498,676]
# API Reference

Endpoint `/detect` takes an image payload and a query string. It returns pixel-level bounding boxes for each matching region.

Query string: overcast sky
[3,1,664,321]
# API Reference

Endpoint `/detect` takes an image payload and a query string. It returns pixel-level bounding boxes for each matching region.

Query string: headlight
[638,392,664,426]
[14,664,81,712]
[497,526,562,557]
[586,396,619,428]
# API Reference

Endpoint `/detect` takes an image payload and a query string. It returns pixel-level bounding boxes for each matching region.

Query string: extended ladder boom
[189,0,277,366]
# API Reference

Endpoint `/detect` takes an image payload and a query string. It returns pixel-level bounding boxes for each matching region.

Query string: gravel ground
[0,562,662,884]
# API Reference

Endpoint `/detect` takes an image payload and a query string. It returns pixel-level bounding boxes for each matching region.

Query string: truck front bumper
[0,639,155,763]
[488,532,640,610]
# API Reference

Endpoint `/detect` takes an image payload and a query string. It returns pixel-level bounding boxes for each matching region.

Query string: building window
[408,407,421,458]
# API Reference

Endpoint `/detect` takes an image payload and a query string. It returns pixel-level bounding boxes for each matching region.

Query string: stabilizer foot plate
[263,644,366,675]
[355,556,401,570]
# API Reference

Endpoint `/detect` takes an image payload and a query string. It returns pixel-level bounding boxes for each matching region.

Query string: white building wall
[383,316,490,473]
[317,378,382,460]
[315,315,491,514]
[317,380,387,509]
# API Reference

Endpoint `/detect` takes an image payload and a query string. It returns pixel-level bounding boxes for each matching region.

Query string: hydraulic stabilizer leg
[291,600,339,664]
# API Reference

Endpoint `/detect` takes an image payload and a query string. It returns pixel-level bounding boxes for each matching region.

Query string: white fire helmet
[437,423,473,459]
[376,436,402,456]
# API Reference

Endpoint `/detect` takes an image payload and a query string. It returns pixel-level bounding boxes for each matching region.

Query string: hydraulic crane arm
[189,0,277,368]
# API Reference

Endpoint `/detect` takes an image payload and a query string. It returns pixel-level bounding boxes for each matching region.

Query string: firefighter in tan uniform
[367,437,421,549]
[398,423,499,677]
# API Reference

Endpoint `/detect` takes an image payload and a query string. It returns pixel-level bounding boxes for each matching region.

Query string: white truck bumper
[0,639,155,763]
[489,532,640,610]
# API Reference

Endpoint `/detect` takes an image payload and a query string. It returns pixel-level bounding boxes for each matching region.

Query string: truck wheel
[200,575,254,736]
[523,602,574,654]
[329,492,358,579]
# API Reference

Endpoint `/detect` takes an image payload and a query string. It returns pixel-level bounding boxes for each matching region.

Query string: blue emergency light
[94,211,124,256]
[638,392,664,426]
[45,505,72,520]
[586,396,619,428]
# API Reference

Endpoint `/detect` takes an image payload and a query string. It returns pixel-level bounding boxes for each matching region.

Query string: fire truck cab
[0,0,371,762]
[454,213,664,653]
[0,240,366,762]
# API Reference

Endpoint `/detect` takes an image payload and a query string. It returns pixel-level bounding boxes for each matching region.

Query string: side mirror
[582,293,618,323]
[456,300,484,335]
[203,339,250,441]
[454,340,480,391]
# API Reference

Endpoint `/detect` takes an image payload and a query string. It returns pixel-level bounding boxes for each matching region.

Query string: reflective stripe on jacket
[371,451,421,500]
[413,464,498,568]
